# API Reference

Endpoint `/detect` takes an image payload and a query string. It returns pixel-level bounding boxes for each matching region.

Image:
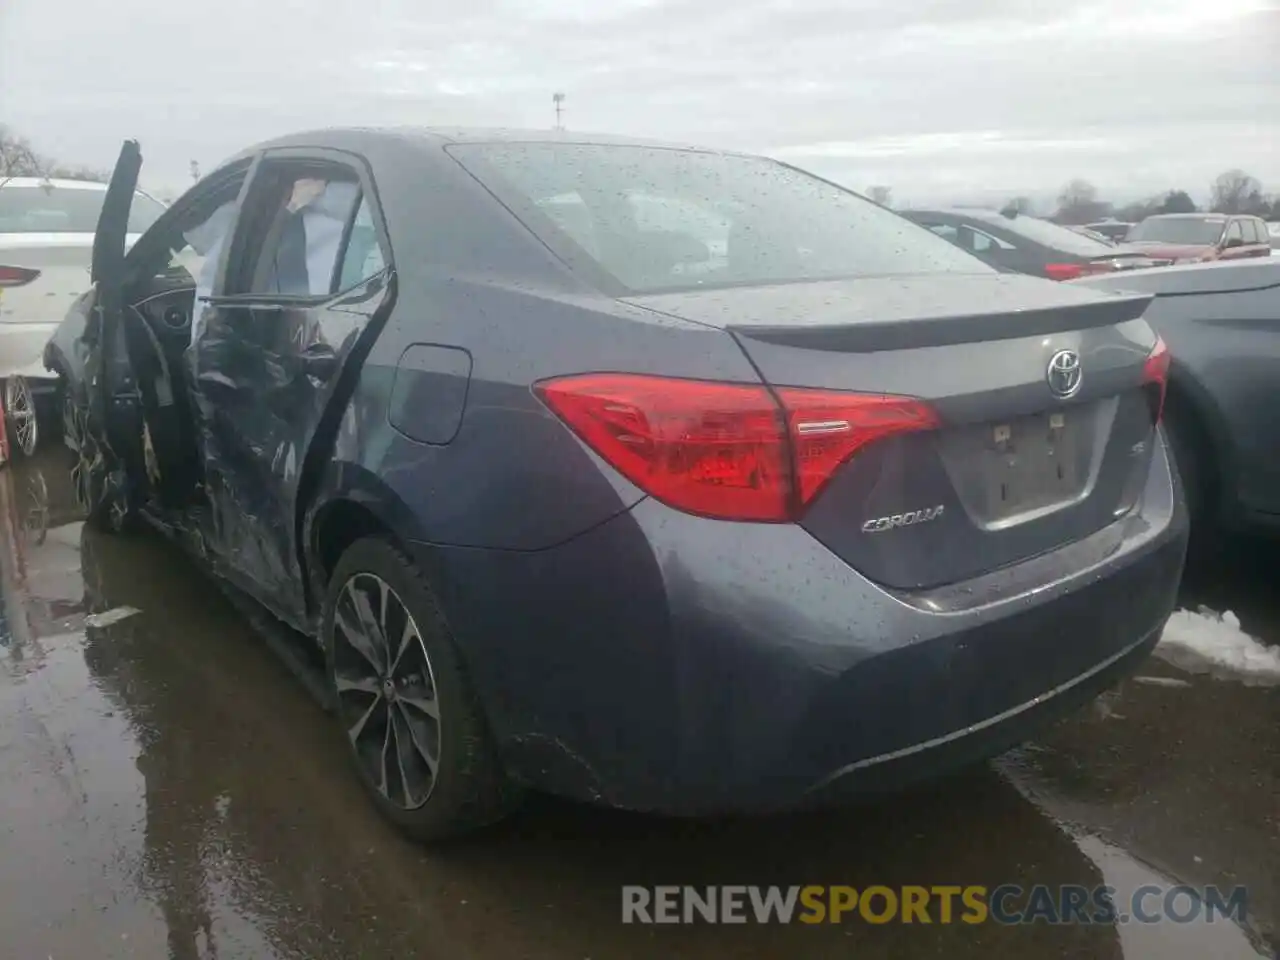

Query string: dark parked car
[1074,258,1280,536]
[46,130,1186,840]
[1125,213,1273,264]
[901,207,1170,280]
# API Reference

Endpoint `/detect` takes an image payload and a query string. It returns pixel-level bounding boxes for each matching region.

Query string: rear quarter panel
[1152,287,1280,518]
[300,130,761,552]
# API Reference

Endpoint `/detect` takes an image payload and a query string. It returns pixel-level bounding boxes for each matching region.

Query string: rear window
[1126,216,1226,245]
[971,214,1116,257]
[0,183,165,234]
[447,142,990,293]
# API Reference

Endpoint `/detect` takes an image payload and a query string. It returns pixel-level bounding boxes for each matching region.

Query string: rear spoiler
[727,292,1153,353]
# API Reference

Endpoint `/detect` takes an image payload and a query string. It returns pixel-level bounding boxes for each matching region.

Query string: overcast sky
[1,0,1276,206]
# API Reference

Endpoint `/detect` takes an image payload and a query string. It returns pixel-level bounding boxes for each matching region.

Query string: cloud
[1,0,1276,203]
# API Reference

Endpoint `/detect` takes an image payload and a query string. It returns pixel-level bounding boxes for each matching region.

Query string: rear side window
[335,197,387,291]
[1225,221,1244,244]
[976,214,1112,257]
[923,223,959,244]
[0,183,165,234]
[447,142,990,294]
[957,224,1015,253]
[231,171,367,297]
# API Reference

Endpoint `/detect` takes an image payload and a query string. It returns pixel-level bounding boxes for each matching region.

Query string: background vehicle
[1267,222,1280,250]
[1075,258,1280,538]
[1068,225,1119,245]
[1125,213,1272,264]
[47,131,1185,841]
[0,176,165,454]
[1084,220,1134,242]
[901,207,1171,280]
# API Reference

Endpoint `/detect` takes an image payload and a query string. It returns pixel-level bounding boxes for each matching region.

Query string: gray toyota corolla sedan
[45,129,1187,840]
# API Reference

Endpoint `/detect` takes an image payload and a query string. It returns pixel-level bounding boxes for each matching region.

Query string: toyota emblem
[1046,349,1082,399]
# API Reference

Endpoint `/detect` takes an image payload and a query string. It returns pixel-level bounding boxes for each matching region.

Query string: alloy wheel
[331,572,442,810]
[5,376,38,456]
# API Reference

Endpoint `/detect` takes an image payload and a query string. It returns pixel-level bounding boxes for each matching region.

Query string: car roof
[901,207,1021,224]
[0,176,108,190]
[1142,213,1228,220]
[232,126,752,160]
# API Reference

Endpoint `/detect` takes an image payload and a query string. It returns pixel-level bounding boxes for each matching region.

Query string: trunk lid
[626,273,1161,589]
[1095,244,1173,270]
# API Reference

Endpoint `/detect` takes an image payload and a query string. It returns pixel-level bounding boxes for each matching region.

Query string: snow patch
[1155,606,1280,685]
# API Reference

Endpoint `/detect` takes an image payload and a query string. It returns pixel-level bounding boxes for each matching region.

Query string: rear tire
[323,537,520,841]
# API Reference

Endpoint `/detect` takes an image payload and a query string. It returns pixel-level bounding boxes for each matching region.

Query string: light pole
[552,92,565,131]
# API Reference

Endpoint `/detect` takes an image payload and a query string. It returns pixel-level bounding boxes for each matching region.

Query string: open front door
[74,141,146,522]
[87,140,142,422]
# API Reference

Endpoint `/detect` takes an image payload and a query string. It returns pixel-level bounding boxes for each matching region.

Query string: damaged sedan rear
[44,129,1187,840]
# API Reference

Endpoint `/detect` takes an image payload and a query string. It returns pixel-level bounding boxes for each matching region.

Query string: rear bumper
[417,436,1187,815]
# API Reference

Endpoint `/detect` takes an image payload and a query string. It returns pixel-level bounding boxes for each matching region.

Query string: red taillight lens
[1141,336,1171,424]
[535,373,939,522]
[1043,263,1085,281]
[1045,262,1117,281]
[775,388,940,506]
[0,265,40,288]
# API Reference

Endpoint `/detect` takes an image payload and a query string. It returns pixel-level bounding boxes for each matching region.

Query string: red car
[1125,213,1272,264]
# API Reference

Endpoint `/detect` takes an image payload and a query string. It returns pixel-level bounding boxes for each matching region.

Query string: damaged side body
[47,141,398,636]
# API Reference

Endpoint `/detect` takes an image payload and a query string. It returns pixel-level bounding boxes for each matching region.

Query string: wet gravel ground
[0,448,1275,959]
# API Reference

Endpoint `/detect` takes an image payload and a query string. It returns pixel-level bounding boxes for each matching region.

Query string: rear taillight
[1141,336,1170,424]
[1044,263,1085,281]
[0,265,40,288]
[535,373,939,522]
[1045,262,1119,281]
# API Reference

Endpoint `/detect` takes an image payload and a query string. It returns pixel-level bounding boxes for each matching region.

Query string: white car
[0,176,165,454]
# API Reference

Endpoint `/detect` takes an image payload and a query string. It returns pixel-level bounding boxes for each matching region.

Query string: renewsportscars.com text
[621,884,1248,926]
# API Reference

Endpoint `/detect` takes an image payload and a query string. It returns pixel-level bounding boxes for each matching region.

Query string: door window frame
[213,146,394,308]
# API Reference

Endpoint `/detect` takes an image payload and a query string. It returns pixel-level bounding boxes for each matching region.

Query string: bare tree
[1055,179,1112,224]
[0,124,45,176]
[1210,169,1265,214]
[0,125,111,182]
[1160,190,1197,214]
[866,185,892,208]
[46,164,112,183]
[1003,196,1035,215]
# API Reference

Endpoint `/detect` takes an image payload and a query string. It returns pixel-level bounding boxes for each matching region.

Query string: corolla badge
[1046,349,1083,399]
[861,505,945,534]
